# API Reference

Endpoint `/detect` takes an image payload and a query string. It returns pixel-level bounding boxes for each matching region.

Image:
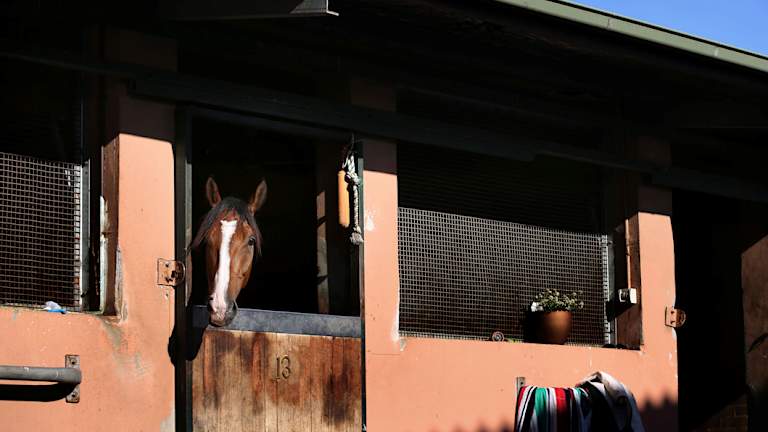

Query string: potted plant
[525,289,584,344]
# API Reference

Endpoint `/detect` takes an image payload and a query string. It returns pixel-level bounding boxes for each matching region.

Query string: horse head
[192,176,267,327]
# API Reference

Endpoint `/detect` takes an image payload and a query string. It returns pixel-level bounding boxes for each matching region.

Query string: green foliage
[531,289,584,312]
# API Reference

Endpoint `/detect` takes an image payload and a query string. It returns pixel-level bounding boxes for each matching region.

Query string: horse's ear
[248,179,267,214]
[206,177,222,208]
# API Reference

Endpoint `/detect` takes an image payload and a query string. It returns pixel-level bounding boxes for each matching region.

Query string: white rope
[343,146,363,245]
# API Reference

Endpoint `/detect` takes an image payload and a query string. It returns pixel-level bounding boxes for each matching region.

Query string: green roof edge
[493,0,768,74]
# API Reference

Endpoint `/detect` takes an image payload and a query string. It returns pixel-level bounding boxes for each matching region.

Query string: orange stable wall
[362,136,679,432]
[0,31,178,431]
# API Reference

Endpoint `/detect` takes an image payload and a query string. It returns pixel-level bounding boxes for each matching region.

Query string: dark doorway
[673,191,748,431]
[189,114,358,316]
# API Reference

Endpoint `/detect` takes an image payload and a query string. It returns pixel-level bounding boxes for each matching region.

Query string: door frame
[173,105,365,431]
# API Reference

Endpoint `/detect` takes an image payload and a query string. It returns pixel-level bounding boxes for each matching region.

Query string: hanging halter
[342,138,363,246]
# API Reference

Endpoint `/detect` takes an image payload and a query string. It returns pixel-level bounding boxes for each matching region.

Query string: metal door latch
[665,307,686,328]
[157,259,185,286]
[618,288,638,304]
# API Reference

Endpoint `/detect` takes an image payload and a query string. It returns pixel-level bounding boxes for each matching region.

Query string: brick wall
[693,395,748,432]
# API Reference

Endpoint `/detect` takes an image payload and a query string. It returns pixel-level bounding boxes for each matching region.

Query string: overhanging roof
[494,0,768,74]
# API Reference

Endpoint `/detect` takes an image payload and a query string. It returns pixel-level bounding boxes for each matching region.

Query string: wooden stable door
[192,329,362,431]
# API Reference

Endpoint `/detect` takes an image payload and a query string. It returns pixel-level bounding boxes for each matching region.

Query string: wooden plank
[191,333,205,430]
[309,335,333,432]
[264,333,278,432]
[192,330,266,431]
[329,337,362,432]
[275,333,314,431]
[245,332,267,431]
[325,337,361,431]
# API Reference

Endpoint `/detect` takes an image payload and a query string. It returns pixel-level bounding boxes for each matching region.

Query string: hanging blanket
[577,372,645,432]
[514,372,644,432]
[515,385,592,432]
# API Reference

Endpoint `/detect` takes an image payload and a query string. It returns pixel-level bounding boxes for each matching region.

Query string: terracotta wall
[0,31,177,431]
[0,135,176,431]
[362,138,679,431]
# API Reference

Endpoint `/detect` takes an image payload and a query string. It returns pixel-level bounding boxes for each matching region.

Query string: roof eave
[493,0,768,74]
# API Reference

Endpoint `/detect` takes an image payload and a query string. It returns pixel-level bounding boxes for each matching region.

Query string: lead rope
[343,143,364,246]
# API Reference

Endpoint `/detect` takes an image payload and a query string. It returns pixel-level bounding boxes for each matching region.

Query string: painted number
[276,355,291,380]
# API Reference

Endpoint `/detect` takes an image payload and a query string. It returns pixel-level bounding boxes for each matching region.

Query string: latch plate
[65,354,80,403]
[665,307,686,328]
[618,288,638,304]
[158,259,185,287]
[516,376,526,396]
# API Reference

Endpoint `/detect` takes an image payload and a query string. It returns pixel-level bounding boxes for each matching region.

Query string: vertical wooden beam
[100,137,119,315]
[174,106,193,431]
[317,185,330,314]
[315,79,355,316]
[316,141,351,315]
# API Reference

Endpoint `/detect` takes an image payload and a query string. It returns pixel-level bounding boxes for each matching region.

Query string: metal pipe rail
[0,365,81,385]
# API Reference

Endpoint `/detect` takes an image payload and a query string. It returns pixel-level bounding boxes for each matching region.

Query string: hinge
[665,307,686,328]
[157,259,185,287]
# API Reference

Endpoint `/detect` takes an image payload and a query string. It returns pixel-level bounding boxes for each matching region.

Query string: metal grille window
[0,56,89,311]
[0,152,83,309]
[397,144,611,345]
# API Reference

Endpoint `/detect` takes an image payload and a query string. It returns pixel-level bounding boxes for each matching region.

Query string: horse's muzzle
[209,301,238,327]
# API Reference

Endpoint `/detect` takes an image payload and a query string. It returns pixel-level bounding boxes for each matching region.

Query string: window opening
[190,116,359,317]
[397,143,612,345]
[0,59,89,311]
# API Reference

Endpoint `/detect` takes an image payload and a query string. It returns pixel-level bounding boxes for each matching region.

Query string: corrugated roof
[494,0,768,74]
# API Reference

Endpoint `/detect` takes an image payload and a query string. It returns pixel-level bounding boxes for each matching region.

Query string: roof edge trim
[493,0,768,74]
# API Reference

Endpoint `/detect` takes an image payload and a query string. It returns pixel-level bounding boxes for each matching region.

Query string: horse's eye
[247,237,256,247]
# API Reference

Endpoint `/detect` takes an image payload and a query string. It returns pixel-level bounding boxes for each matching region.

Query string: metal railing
[0,355,81,402]
[0,365,81,385]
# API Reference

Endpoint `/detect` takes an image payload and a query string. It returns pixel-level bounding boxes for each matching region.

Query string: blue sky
[570,0,768,55]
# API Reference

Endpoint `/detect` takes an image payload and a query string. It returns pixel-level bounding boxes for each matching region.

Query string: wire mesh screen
[398,207,610,345]
[0,151,82,310]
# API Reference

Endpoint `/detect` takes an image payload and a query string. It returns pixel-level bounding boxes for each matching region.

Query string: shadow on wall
[418,397,677,432]
[0,383,76,402]
[427,422,515,432]
[640,397,678,432]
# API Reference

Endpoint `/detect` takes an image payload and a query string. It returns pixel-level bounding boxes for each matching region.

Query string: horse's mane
[191,197,262,255]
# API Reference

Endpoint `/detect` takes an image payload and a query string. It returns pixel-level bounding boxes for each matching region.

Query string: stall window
[396,143,613,345]
[0,59,96,311]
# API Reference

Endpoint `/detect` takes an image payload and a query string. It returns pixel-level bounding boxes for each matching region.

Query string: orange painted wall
[0,134,176,432]
[363,139,679,431]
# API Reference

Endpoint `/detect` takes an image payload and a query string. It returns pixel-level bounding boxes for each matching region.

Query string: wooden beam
[666,102,768,129]
[4,42,768,202]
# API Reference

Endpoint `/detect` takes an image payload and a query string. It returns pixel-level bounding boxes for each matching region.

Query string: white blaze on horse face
[211,220,238,321]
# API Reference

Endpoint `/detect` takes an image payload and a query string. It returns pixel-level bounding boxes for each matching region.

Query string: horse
[192,176,267,326]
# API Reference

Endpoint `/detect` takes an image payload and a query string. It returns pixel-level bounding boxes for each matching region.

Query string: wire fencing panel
[0,151,82,310]
[398,207,609,345]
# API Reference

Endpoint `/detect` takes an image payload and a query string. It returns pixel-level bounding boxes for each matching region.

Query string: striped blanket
[515,372,645,432]
[515,386,592,432]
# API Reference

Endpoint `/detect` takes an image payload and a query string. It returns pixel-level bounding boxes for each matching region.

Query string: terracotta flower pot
[527,310,572,344]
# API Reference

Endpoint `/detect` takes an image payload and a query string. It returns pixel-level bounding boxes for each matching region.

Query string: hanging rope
[343,140,364,246]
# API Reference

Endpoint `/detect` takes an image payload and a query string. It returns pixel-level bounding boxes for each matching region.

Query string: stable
[0,1,767,431]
